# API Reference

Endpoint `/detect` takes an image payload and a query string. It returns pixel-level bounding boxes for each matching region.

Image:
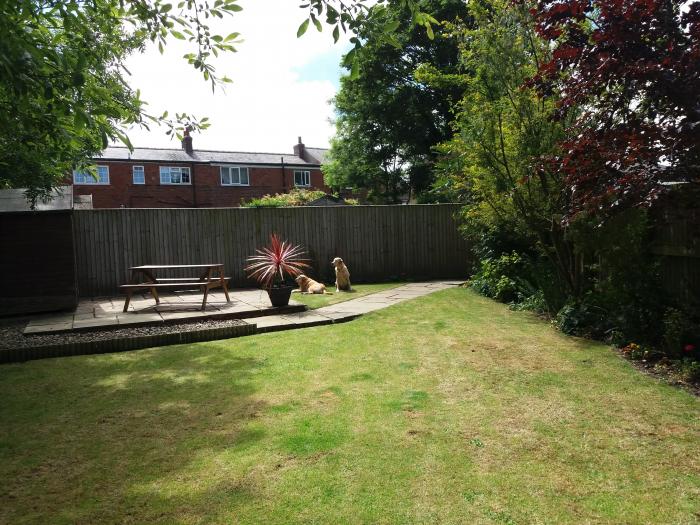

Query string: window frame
[159,166,191,185]
[219,165,250,186]
[73,165,110,185]
[132,165,145,185]
[294,169,311,187]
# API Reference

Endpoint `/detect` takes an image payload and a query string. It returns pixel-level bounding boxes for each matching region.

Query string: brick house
[72,134,329,208]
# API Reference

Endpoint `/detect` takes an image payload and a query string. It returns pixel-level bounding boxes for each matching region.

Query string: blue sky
[123,0,352,153]
[292,45,351,89]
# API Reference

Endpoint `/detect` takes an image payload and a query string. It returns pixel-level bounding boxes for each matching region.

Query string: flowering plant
[244,233,309,289]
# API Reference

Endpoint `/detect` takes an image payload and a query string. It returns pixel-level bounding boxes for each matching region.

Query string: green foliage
[677,360,700,383]
[433,0,586,310]
[469,252,533,303]
[577,210,665,344]
[662,308,699,359]
[0,0,243,205]
[324,0,469,203]
[241,189,327,208]
[440,2,687,356]
[555,299,609,338]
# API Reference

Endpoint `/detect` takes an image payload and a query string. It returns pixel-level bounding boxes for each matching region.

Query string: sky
[123,0,351,154]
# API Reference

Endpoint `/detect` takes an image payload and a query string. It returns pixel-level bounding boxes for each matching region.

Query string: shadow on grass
[0,343,270,524]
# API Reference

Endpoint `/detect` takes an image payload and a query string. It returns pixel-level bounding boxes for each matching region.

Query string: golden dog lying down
[294,274,332,294]
[332,257,352,292]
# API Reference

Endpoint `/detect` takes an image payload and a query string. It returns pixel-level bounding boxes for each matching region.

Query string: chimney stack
[293,136,306,161]
[182,127,194,155]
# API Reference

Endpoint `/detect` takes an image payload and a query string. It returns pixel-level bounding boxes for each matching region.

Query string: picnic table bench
[120,264,231,312]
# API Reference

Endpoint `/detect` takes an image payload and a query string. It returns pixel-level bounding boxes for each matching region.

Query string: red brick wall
[72,161,330,208]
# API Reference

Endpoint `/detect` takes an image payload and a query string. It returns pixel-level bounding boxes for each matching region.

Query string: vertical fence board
[73,205,472,296]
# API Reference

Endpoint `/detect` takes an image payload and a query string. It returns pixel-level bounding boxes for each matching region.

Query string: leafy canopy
[524,0,700,219]
[323,0,469,203]
[2,0,429,205]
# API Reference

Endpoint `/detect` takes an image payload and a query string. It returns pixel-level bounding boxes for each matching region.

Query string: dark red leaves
[244,233,310,288]
[524,0,700,219]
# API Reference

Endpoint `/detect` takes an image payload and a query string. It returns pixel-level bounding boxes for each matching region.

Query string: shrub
[511,289,548,315]
[555,298,610,338]
[242,189,326,208]
[661,308,699,359]
[677,360,700,383]
[469,252,535,303]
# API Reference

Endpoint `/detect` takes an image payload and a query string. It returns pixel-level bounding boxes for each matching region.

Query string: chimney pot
[182,127,193,155]
[293,136,306,160]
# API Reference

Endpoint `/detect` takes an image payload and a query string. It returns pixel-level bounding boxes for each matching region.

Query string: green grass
[1,289,698,524]
[292,282,403,309]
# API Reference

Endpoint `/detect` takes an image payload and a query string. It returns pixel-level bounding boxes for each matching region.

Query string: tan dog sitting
[294,274,332,294]
[332,257,352,292]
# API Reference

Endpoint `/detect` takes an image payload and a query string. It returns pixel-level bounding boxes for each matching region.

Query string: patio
[23,289,305,335]
[21,282,463,337]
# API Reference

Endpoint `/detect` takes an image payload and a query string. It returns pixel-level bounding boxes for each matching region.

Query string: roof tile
[96,146,328,166]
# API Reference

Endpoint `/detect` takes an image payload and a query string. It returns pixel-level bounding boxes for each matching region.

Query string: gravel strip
[0,318,248,351]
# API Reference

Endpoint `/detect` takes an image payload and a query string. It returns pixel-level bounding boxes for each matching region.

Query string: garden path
[249,281,463,332]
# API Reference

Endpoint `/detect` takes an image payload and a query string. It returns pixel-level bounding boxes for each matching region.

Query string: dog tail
[324,290,334,295]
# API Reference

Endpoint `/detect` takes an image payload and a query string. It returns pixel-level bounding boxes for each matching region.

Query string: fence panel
[72,204,471,297]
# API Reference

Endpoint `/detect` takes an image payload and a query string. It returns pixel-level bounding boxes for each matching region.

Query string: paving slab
[316,311,360,322]
[23,321,74,334]
[159,310,212,322]
[117,313,164,325]
[72,317,119,330]
[250,315,297,332]
[281,311,334,327]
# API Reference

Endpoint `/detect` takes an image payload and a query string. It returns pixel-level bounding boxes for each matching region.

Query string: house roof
[304,147,329,165]
[96,146,328,167]
[306,194,348,206]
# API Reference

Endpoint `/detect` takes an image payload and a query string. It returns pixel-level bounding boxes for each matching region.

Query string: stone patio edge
[1,323,256,365]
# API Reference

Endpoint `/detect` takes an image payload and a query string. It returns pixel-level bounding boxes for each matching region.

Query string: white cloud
[123,0,348,153]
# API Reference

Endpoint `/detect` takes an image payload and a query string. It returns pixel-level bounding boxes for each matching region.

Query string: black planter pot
[266,284,295,307]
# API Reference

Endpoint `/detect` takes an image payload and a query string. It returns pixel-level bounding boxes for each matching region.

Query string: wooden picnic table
[120,263,231,312]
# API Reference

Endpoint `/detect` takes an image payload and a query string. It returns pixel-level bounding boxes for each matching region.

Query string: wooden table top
[130,264,223,270]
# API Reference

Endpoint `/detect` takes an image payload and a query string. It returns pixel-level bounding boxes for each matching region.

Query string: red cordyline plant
[244,234,309,289]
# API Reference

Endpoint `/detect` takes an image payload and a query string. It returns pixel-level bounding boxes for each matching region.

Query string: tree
[431,0,591,303]
[0,0,247,204]
[525,0,700,219]
[2,0,423,205]
[323,0,469,203]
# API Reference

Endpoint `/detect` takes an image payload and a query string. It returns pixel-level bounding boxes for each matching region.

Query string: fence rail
[73,205,471,297]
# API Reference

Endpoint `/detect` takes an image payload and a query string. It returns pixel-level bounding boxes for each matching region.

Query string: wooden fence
[650,190,700,303]
[0,211,78,315]
[73,205,471,297]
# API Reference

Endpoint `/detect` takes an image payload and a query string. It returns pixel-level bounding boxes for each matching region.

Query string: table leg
[219,267,230,302]
[142,269,160,305]
[123,289,133,313]
[201,284,210,311]
[200,268,213,310]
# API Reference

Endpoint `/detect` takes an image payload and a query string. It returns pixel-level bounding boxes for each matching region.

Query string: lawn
[1,288,698,524]
[292,281,403,309]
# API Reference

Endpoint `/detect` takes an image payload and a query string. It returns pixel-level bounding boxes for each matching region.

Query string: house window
[159,166,191,185]
[220,166,250,186]
[133,165,145,185]
[73,165,109,185]
[294,170,311,187]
